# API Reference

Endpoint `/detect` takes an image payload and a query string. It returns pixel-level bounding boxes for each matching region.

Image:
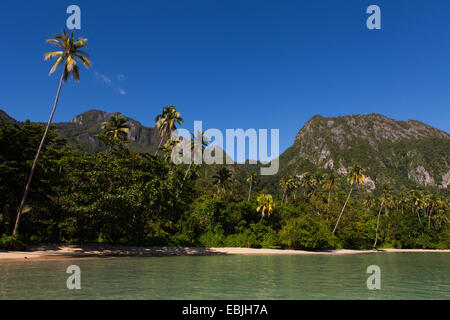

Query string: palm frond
[44,51,63,60]
[48,56,64,75]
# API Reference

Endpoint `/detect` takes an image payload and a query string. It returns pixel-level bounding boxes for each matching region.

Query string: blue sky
[0,0,449,158]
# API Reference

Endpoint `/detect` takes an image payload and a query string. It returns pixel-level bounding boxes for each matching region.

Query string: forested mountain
[276,114,449,190]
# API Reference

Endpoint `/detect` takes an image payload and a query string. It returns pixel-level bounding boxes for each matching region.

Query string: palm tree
[162,137,181,161]
[180,131,210,186]
[397,192,407,216]
[299,172,313,196]
[324,172,339,211]
[98,115,129,148]
[256,194,275,221]
[247,171,257,201]
[13,30,91,236]
[311,171,324,196]
[279,175,297,204]
[409,186,423,224]
[212,167,232,197]
[426,194,438,229]
[154,106,183,156]
[332,164,365,235]
[374,184,390,248]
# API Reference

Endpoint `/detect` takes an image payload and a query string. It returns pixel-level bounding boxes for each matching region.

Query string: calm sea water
[0,253,449,299]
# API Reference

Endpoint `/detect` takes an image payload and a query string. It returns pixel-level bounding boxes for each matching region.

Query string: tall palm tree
[374,184,390,248]
[247,171,257,201]
[324,172,339,211]
[212,167,233,197]
[154,106,183,156]
[332,164,365,235]
[256,194,275,221]
[13,30,91,236]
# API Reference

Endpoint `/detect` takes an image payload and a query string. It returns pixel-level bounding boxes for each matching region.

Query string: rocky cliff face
[280,113,449,189]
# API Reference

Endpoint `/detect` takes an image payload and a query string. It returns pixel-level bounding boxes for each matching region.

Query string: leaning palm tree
[332,164,365,235]
[246,171,257,201]
[154,106,183,156]
[374,184,390,248]
[13,30,91,236]
[256,194,275,221]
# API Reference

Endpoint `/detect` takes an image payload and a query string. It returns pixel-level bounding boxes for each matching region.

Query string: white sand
[0,245,448,262]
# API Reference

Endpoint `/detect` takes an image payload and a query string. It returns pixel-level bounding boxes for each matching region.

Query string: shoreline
[0,245,449,262]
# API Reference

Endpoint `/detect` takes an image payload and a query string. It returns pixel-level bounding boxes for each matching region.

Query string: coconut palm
[256,194,275,221]
[324,172,339,211]
[154,106,183,156]
[181,131,210,184]
[212,167,233,197]
[247,171,257,201]
[162,138,181,161]
[13,30,91,236]
[311,171,324,196]
[279,175,297,204]
[332,164,365,235]
[397,192,407,216]
[426,194,439,229]
[374,184,390,248]
[99,115,129,147]
[409,186,423,224]
[299,172,313,196]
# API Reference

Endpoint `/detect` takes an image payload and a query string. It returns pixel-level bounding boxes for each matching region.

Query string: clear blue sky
[1,0,449,156]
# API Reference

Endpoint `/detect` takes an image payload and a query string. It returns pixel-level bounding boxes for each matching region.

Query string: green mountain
[277,113,450,190]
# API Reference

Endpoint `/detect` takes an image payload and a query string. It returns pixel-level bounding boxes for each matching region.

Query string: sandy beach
[0,245,449,262]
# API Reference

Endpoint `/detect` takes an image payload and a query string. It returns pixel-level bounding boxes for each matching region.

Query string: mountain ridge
[1,109,449,189]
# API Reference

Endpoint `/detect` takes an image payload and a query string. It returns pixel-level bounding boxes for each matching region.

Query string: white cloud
[94,71,112,85]
[93,70,127,95]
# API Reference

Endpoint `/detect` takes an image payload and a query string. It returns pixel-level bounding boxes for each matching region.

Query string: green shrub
[279,215,336,250]
[0,234,26,251]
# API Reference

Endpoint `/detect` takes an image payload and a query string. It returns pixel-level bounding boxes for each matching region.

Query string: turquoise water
[0,253,449,299]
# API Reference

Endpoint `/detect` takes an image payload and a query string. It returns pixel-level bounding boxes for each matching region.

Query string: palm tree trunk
[182,162,192,182]
[332,187,353,235]
[428,208,432,230]
[247,183,252,202]
[327,190,332,211]
[281,190,286,205]
[154,136,164,156]
[13,72,64,236]
[373,199,384,248]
